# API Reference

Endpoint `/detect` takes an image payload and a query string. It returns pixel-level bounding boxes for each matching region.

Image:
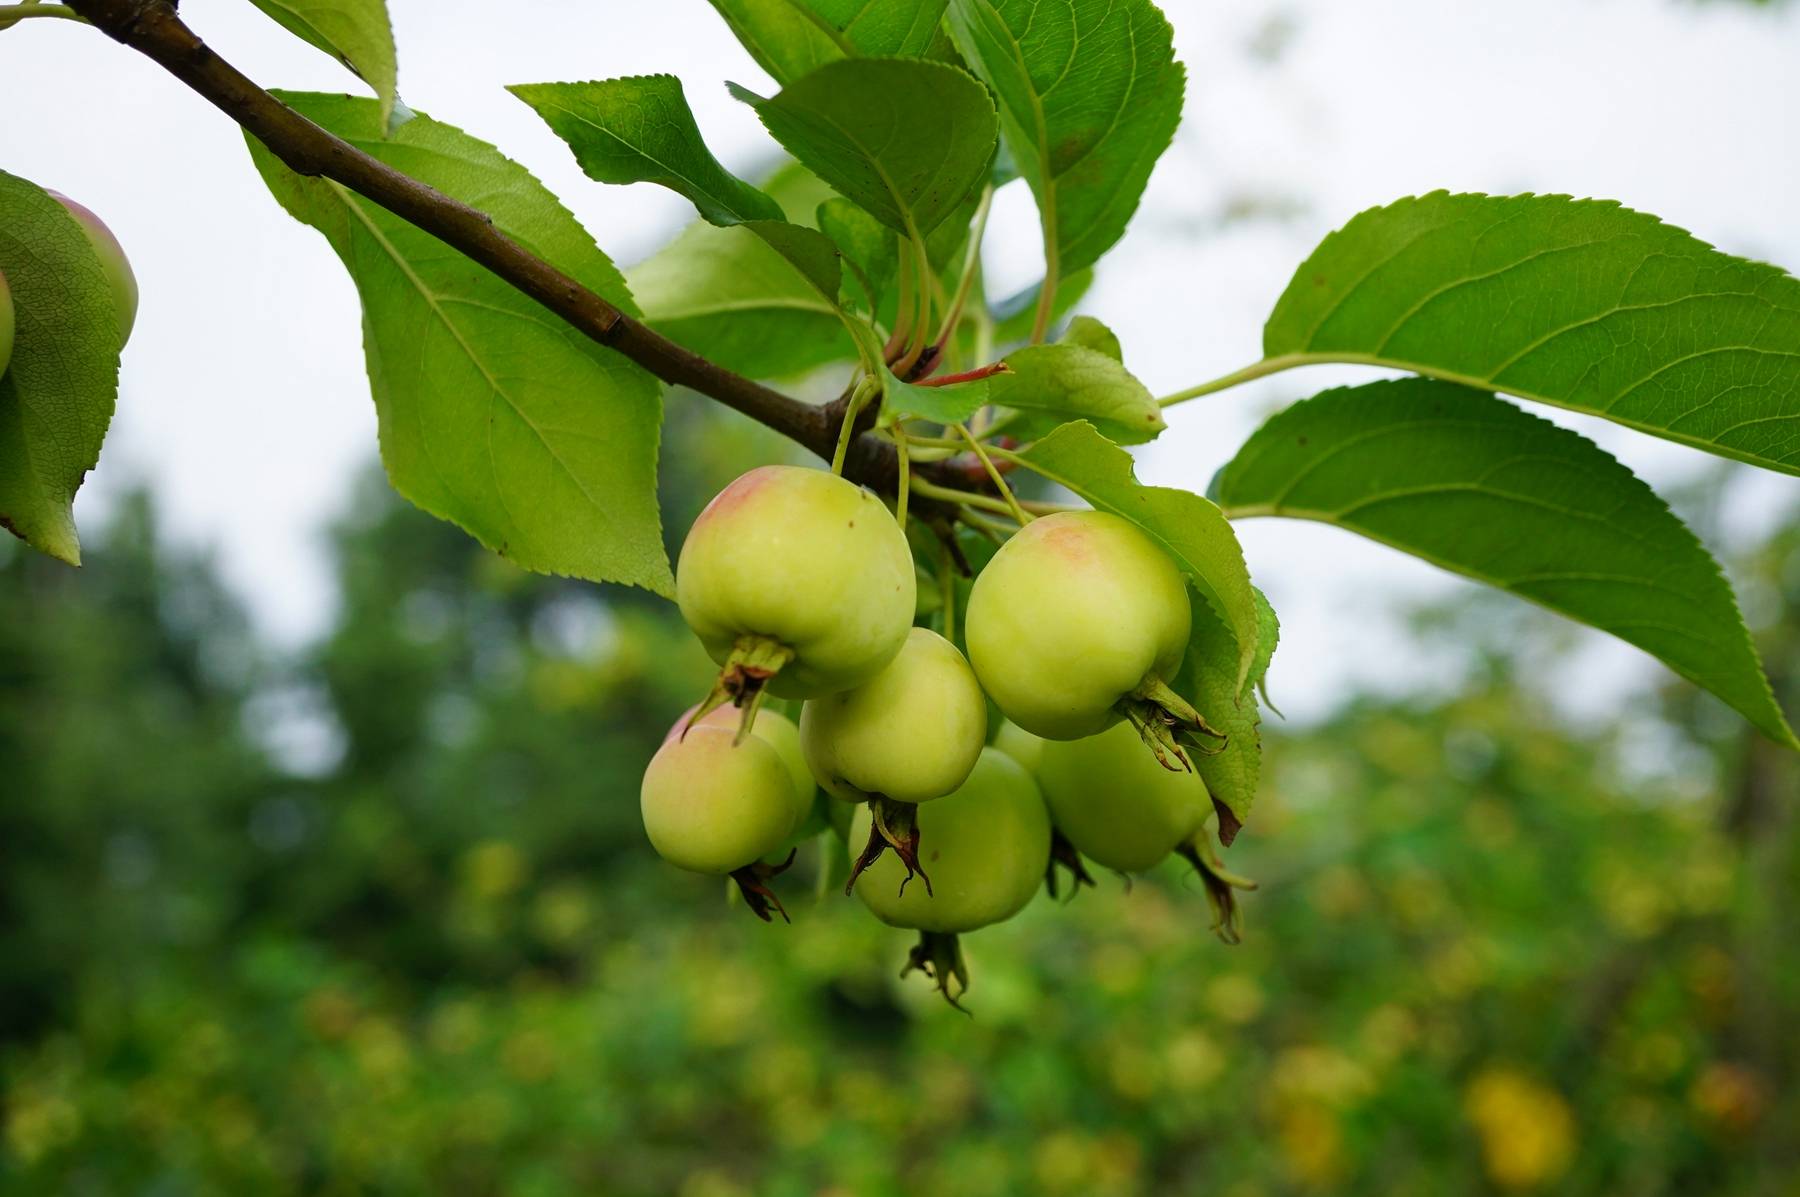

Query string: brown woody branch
[60,0,907,493]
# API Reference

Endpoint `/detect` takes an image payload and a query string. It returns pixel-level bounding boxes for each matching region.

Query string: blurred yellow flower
[1274,1098,1343,1187]
[461,839,525,900]
[1206,973,1266,1024]
[1464,1066,1575,1188]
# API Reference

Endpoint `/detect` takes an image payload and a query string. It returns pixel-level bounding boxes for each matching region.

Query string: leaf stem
[0,3,87,26]
[832,377,875,476]
[954,508,1017,542]
[893,229,933,377]
[1030,191,1060,344]
[894,433,910,533]
[910,478,1019,517]
[884,252,916,362]
[937,537,958,642]
[954,423,1030,525]
[1156,355,1310,407]
[933,183,995,347]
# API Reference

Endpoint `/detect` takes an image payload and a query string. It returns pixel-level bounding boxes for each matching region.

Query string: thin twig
[953,424,1031,525]
[59,0,923,496]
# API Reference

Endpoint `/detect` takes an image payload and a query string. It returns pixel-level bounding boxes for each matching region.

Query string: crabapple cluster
[0,191,137,384]
[641,466,1252,1004]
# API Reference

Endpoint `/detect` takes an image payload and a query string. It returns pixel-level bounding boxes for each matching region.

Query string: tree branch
[60,0,908,493]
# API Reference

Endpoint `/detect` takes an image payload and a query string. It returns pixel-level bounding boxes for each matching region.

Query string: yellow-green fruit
[0,270,13,378]
[678,704,815,833]
[1038,721,1212,873]
[965,511,1189,740]
[851,749,1050,934]
[802,627,987,804]
[991,720,1046,773]
[641,724,799,875]
[677,466,915,697]
[48,191,137,347]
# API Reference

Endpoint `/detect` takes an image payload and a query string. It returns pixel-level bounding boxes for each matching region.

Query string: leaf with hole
[1264,192,1800,477]
[248,93,672,595]
[1212,377,1796,747]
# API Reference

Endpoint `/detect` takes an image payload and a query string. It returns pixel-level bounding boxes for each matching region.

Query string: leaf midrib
[328,180,614,543]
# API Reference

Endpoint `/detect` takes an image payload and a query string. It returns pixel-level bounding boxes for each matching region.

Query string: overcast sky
[3,0,1797,724]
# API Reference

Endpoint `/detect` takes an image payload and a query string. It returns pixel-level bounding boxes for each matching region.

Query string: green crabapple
[48,191,138,347]
[642,711,808,921]
[676,704,814,835]
[991,719,1045,774]
[851,748,1050,933]
[801,627,987,805]
[1034,721,1256,941]
[965,510,1213,765]
[991,719,1094,895]
[850,748,1051,1007]
[1036,720,1211,873]
[677,466,915,733]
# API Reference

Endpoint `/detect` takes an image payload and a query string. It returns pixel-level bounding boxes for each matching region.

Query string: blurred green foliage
[2,400,1796,1195]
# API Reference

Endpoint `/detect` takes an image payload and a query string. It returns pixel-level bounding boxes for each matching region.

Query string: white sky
[3,0,1798,724]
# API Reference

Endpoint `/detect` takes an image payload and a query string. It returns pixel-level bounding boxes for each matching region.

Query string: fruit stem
[936,537,959,643]
[908,477,1023,519]
[831,376,878,476]
[902,931,971,1013]
[894,433,910,534]
[952,423,1031,525]
[689,634,796,743]
[1174,835,1257,945]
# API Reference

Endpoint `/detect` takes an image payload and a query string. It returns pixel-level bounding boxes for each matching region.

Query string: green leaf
[247,93,672,595]
[1212,378,1797,748]
[989,344,1166,445]
[946,0,1184,276]
[735,58,997,239]
[247,0,398,129]
[1014,421,1260,694]
[1249,586,1280,708]
[705,0,951,86]
[818,197,896,313]
[509,77,855,325]
[879,366,990,426]
[628,221,857,379]
[1061,315,1122,362]
[1175,594,1262,836]
[1263,192,1800,477]
[508,76,784,227]
[0,172,121,565]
